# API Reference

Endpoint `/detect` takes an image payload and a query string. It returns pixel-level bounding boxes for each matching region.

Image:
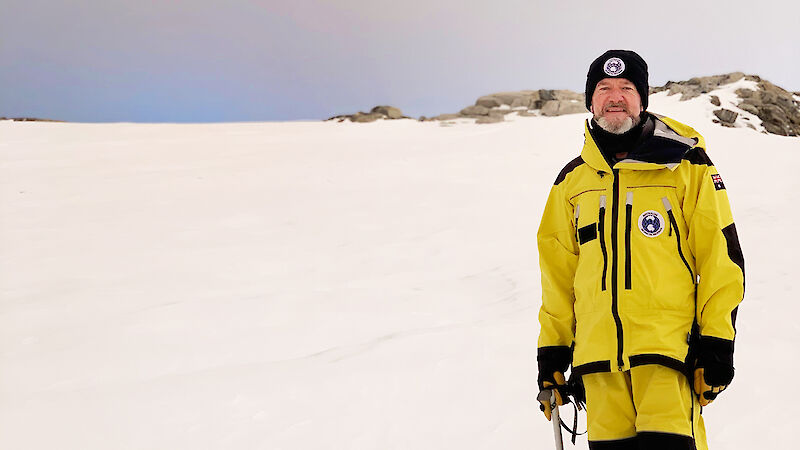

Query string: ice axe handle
[550,390,564,450]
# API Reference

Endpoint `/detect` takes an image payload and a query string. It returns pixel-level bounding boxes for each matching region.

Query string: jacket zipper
[574,204,581,243]
[611,169,624,370]
[598,195,608,291]
[625,191,633,290]
[661,197,696,284]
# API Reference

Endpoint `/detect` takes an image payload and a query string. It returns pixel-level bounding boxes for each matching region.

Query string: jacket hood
[581,113,706,173]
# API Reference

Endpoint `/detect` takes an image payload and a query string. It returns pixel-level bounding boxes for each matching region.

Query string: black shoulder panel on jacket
[683,147,714,166]
[553,156,585,185]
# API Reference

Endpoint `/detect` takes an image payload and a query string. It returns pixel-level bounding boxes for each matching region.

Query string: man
[536,50,744,450]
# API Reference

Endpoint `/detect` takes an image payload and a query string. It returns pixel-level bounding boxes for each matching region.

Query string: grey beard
[596,114,641,134]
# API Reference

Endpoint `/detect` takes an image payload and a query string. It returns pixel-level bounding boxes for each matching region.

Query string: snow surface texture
[1,88,798,450]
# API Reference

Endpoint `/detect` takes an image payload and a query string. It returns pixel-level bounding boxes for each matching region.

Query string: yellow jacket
[537,114,745,375]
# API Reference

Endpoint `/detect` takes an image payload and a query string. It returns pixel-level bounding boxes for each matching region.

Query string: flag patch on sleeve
[711,173,725,190]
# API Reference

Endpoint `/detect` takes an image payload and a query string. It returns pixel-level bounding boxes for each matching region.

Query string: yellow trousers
[582,365,707,450]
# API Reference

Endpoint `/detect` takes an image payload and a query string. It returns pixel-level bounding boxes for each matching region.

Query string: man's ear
[590,105,594,114]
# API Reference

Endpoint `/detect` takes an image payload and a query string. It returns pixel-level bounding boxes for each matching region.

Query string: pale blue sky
[2,0,797,122]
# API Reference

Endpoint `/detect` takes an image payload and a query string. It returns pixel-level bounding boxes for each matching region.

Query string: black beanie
[585,50,649,111]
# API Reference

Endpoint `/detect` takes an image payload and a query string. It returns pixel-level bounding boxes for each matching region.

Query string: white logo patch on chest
[638,210,665,237]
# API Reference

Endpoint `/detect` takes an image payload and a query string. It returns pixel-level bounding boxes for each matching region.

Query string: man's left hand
[693,336,735,406]
[693,367,729,406]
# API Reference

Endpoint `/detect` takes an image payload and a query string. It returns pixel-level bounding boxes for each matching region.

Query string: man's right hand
[538,371,568,421]
[537,345,573,421]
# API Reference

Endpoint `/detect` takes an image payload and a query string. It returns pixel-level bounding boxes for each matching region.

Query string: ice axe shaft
[537,388,565,450]
[550,390,564,450]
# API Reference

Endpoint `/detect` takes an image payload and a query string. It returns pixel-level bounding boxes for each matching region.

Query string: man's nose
[607,88,625,101]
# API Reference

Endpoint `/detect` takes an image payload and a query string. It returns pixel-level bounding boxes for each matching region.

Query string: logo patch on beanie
[604,57,625,76]
[638,210,664,237]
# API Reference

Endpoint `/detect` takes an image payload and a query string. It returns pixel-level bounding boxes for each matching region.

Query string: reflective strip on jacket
[537,114,745,375]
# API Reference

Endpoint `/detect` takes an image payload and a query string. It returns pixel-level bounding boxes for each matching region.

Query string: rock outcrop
[0,117,63,122]
[541,99,586,117]
[650,72,749,100]
[426,89,586,124]
[327,105,410,123]
[651,73,800,136]
[327,73,799,136]
[735,79,800,136]
[713,109,738,127]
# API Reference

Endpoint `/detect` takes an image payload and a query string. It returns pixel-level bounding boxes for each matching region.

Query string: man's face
[590,78,643,134]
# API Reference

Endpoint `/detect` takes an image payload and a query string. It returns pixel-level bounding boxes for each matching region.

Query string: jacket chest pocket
[623,187,696,292]
[572,191,610,292]
[572,191,605,246]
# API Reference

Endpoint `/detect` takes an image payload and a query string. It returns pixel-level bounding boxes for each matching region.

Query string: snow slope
[0,89,798,449]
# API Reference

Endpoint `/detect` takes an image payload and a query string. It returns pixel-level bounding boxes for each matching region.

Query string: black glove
[537,346,572,420]
[693,336,735,406]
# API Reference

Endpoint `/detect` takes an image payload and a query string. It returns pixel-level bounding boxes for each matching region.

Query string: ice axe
[537,388,564,450]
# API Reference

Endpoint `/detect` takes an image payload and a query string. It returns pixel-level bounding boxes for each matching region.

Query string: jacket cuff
[698,336,734,365]
[537,346,572,387]
[698,336,735,385]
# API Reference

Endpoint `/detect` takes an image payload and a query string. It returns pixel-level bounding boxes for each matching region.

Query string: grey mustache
[604,103,629,112]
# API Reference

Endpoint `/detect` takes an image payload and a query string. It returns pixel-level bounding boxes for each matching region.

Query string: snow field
[1,88,798,449]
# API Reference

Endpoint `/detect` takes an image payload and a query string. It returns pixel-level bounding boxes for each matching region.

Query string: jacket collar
[580,113,705,174]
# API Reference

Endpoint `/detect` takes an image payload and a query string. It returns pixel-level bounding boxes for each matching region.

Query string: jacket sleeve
[537,181,579,350]
[684,162,745,341]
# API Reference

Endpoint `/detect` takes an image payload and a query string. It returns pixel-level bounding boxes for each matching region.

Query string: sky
[2,0,798,123]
